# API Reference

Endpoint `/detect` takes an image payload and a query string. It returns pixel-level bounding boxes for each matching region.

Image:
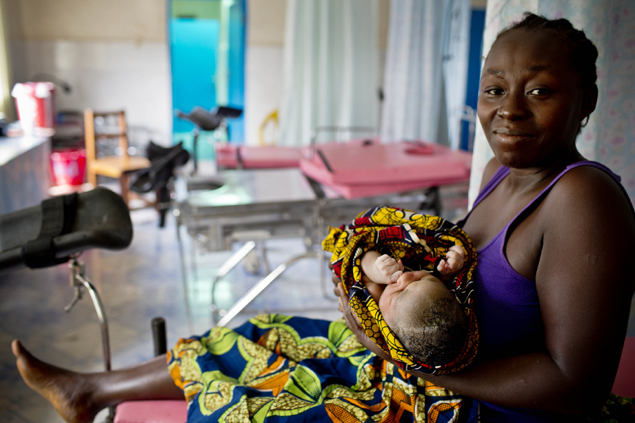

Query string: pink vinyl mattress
[115,400,186,423]
[215,144,303,169]
[213,140,472,199]
[213,139,389,170]
[300,141,472,199]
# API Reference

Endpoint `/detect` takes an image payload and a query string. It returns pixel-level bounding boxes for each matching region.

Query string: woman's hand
[335,283,359,325]
[327,260,340,291]
[334,282,365,338]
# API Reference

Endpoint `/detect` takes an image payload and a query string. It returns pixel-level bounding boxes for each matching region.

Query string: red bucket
[50,149,86,186]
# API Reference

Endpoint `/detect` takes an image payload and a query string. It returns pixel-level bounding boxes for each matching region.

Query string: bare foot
[12,340,102,423]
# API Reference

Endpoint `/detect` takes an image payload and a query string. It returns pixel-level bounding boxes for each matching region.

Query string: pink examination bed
[215,139,472,198]
[299,140,472,198]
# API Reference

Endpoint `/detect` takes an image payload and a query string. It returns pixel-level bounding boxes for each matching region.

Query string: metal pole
[76,273,112,372]
[175,210,194,334]
[66,258,115,420]
[216,251,321,327]
[210,241,256,324]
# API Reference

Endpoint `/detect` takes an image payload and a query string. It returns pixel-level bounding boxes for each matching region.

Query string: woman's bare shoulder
[478,157,503,192]
[541,163,635,259]
[548,164,634,218]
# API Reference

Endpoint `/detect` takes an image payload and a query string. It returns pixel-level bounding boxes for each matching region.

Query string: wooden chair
[84,109,151,207]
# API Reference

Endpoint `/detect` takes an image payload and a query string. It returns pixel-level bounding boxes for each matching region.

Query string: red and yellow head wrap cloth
[322,206,478,375]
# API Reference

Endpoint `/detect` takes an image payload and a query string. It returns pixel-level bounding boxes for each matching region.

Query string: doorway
[169,0,246,159]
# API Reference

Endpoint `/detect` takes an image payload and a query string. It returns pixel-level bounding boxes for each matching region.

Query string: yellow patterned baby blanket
[322,206,478,375]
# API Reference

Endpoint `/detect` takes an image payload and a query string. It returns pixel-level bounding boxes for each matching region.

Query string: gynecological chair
[0,187,189,422]
[130,141,191,227]
[175,105,243,175]
[0,188,133,421]
[0,188,188,422]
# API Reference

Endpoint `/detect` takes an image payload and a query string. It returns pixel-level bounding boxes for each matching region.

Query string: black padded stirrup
[22,193,78,269]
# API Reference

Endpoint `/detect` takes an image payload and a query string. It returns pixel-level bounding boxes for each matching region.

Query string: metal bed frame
[174,167,443,328]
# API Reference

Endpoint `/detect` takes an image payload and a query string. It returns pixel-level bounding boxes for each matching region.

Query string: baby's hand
[437,245,466,276]
[375,254,404,283]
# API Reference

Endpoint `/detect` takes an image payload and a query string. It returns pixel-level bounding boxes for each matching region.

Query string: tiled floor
[1,178,635,423]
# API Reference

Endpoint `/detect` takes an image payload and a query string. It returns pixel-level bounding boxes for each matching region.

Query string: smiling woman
[338,12,635,422]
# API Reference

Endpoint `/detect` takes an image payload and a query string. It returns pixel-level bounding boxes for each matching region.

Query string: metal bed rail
[174,168,443,328]
[211,188,440,327]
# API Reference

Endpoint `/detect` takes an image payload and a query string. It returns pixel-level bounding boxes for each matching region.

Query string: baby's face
[378,272,451,328]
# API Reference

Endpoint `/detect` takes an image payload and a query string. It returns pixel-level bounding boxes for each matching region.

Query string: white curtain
[468,0,635,206]
[380,0,471,149]
[278,0,379,147]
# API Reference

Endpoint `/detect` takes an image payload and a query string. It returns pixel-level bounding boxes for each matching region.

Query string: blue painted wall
[170,18,220,134]
[226,1,246,143]
[461,8,486,151]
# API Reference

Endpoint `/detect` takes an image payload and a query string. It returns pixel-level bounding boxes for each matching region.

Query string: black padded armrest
[0,187,133,272]
[176,106,224,131]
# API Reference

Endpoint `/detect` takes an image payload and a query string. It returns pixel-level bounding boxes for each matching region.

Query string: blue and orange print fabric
[167,314,478,422]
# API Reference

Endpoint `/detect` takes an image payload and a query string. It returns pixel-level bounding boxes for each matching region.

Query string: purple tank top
[457,161,627,422]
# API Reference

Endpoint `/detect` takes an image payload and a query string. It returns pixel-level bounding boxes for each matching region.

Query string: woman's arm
[337,280,604,416]
[336,167,635,415]
[453,169,634,414]
[336,281,583,413]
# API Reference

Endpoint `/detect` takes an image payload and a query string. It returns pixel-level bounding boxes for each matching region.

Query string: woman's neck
[505,148,585,195]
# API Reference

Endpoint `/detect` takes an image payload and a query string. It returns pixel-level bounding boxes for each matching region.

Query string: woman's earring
[581,116,590,128]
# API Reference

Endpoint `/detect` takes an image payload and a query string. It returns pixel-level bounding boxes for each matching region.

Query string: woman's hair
[496,13,598,90]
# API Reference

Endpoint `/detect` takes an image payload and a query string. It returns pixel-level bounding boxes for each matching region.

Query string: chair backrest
[84,109,130,161]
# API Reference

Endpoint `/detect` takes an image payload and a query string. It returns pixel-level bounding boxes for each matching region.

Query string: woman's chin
[491,150,536,169]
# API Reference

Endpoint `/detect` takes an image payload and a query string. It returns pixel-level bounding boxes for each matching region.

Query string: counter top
[0,136,50,167]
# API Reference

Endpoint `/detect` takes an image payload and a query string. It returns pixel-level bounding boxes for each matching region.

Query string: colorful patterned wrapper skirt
[167,314,478,423]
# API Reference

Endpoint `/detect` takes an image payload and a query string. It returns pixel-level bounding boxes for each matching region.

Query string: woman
[338,13,635,421]
[11,13,635,423]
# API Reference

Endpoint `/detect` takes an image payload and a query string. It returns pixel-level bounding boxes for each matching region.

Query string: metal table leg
[211,241,257,324]
[175,212,194,334]
[216,250,322,327]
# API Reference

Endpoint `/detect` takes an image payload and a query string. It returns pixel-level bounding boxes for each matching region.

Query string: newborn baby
[323,205,478,374]
[360,247,469,366]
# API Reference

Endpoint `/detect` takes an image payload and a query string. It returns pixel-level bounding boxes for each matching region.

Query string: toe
[11,340,22,357]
